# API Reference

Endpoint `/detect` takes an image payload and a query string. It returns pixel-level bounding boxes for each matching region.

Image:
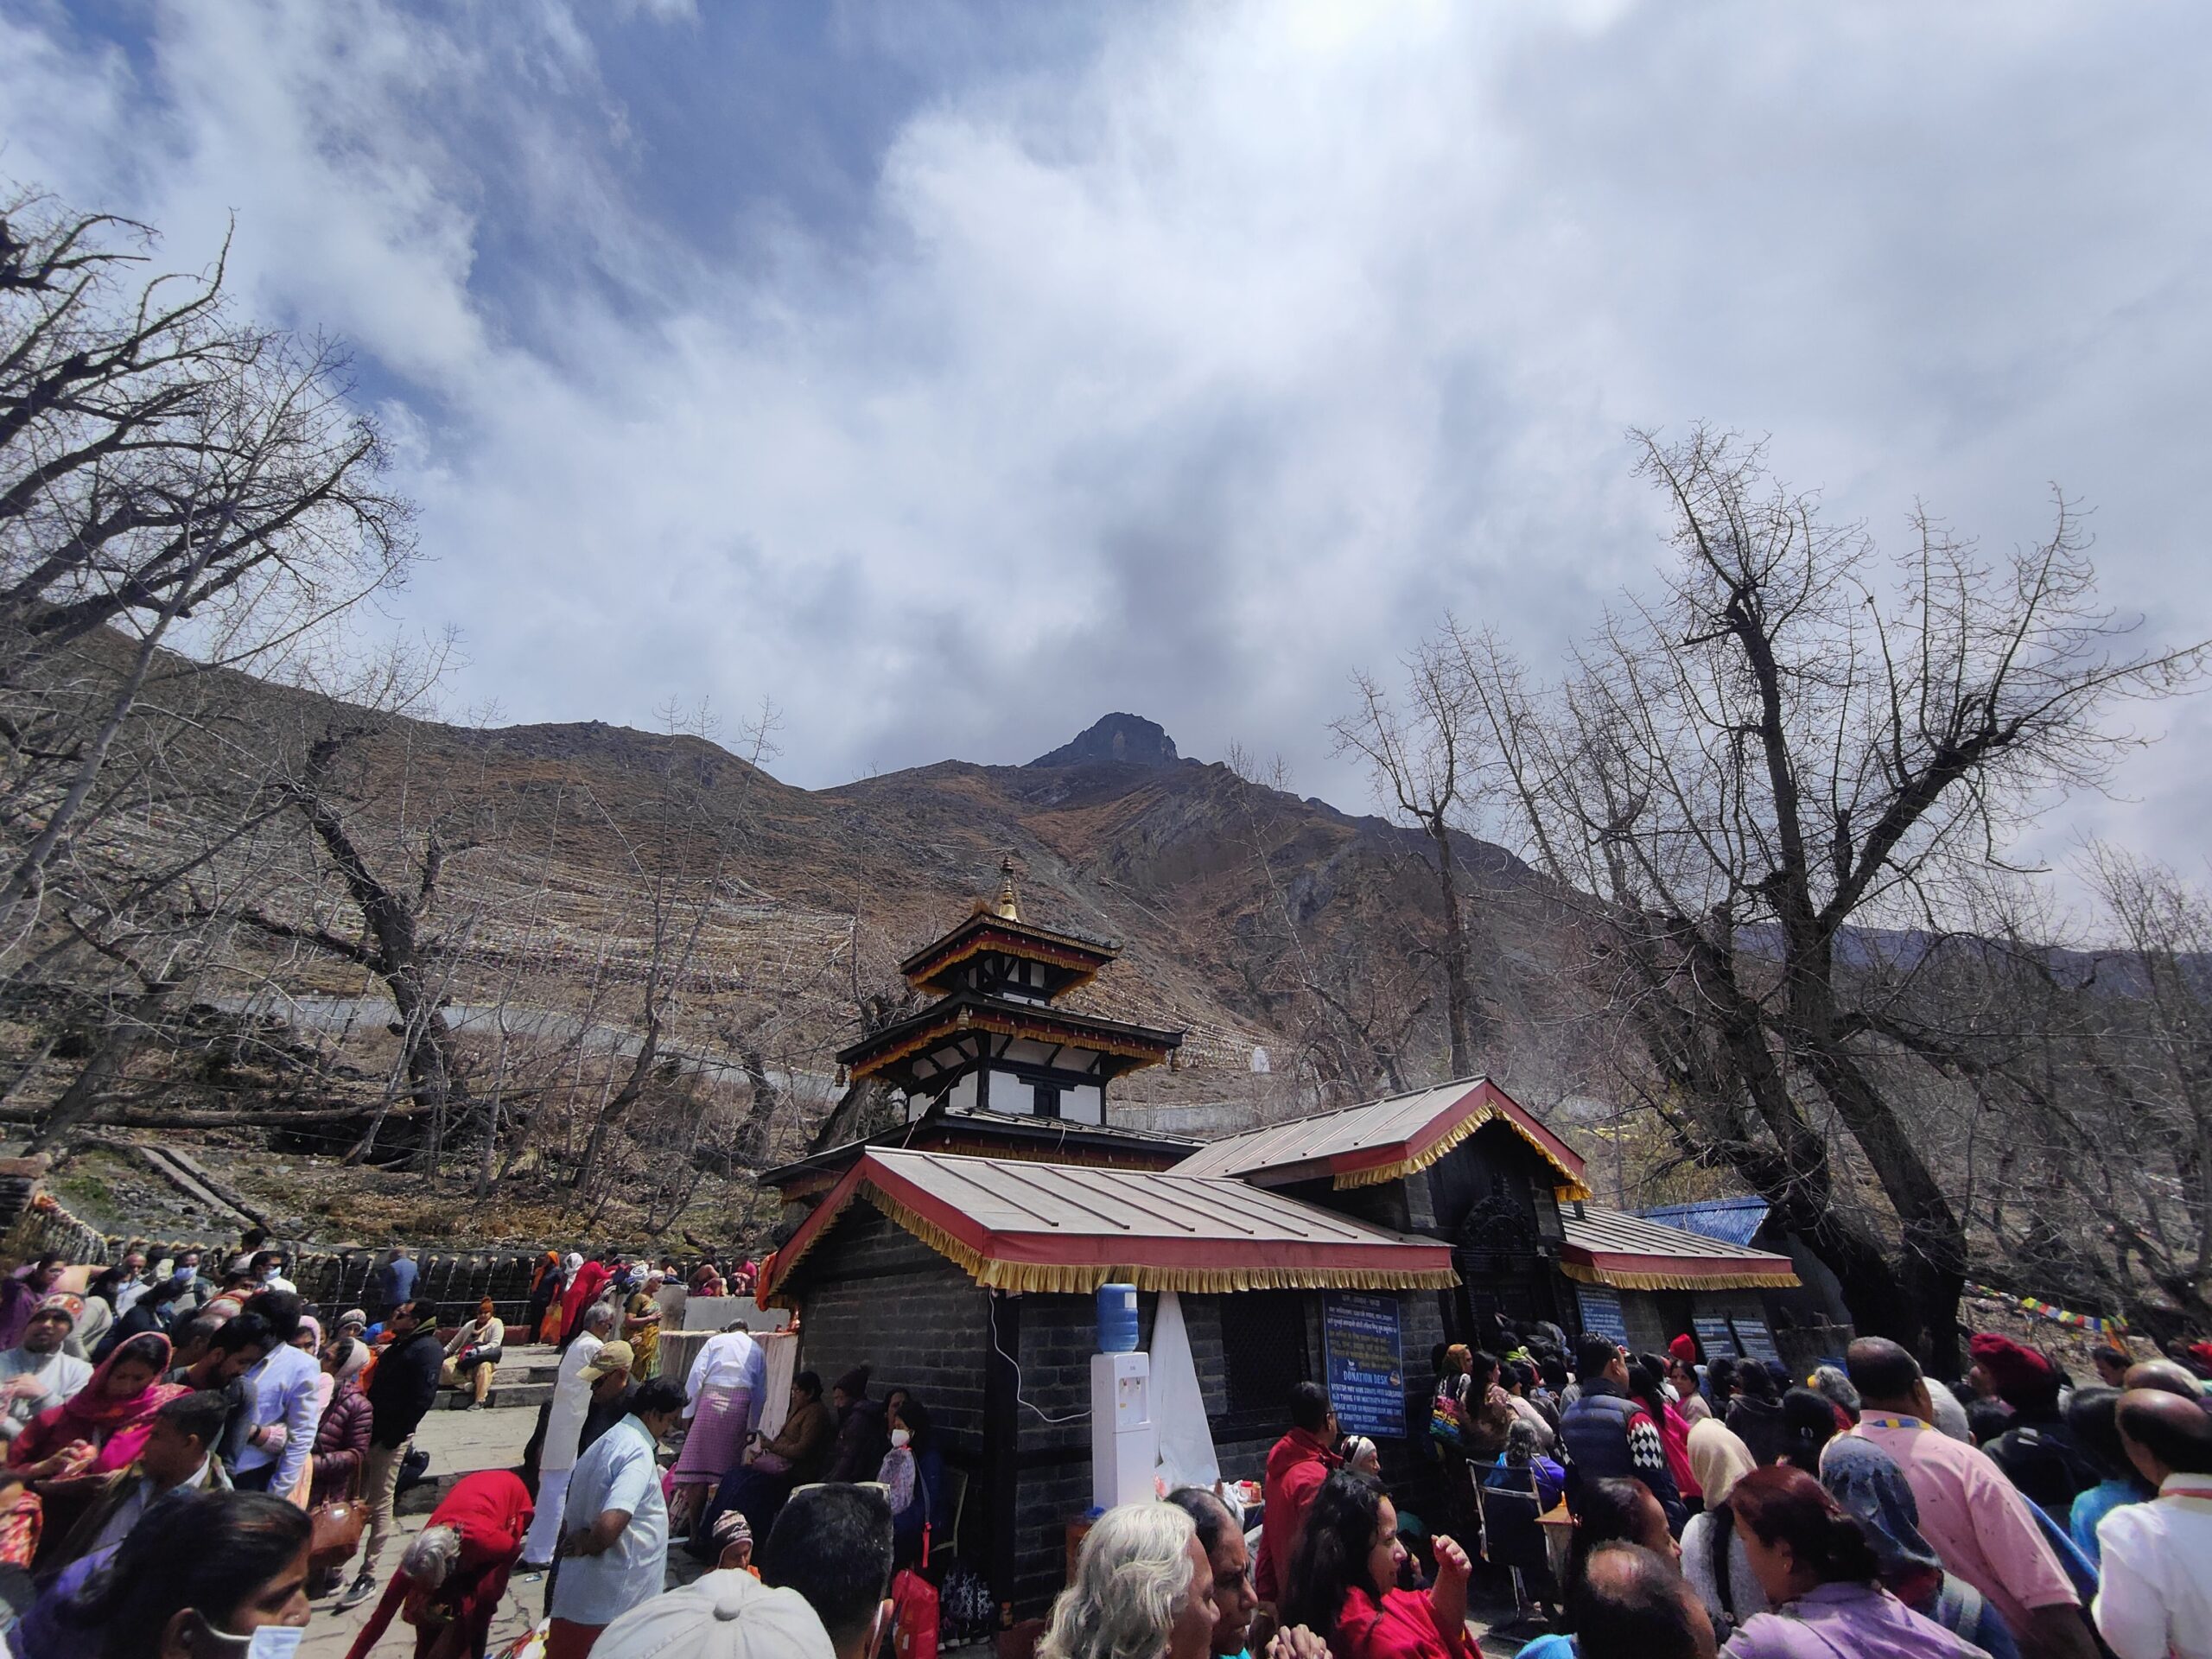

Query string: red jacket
[344,1470,532,1659]
[1256,1427,1341,1600]
[1331,1586,1473,1659]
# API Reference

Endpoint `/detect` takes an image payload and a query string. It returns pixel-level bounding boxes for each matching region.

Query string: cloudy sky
[3,0,2208,873]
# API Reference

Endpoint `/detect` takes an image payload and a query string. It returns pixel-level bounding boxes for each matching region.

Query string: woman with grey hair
[1041,1501,1220,1659]
[341,1469,533,1659]
[1808,1364,1861,1424]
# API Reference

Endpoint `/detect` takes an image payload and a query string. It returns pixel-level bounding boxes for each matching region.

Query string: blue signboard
[1323,1291,1406,1439]
[1576,1285,1629,1347]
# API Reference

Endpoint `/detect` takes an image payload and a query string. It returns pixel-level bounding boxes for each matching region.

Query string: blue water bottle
[1096,1282,1139,1353]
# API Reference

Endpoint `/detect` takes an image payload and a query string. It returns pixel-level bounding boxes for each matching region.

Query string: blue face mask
[198,1620,305,1659]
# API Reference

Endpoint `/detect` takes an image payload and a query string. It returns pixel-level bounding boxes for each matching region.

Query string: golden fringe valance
[768,1179,1459,1303]
[1561,1260,1800,1292]
[1333,1103,1593,1203]
[864,1186,1459,1294]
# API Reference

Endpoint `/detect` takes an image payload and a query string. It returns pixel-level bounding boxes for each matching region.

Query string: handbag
[308,1496,369,1571]
[307,1439,370,1573]
[889,1526,938,1659]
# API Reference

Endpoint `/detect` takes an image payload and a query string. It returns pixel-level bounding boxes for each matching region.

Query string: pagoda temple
[834,859,1184,1128]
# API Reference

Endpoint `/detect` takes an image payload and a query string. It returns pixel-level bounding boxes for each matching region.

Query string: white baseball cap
[591,1570,836,1659]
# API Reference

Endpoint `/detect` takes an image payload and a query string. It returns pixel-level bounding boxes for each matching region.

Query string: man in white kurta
[520,1301,616,1568]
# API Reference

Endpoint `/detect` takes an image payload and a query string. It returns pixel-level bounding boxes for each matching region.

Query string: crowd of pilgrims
[0,1232,2207,1659]
[1154,1325,2212,1659]
[0,1237,946,1659]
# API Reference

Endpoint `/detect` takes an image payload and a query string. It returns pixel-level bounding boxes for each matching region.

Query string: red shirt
[1257,1427,1340,1601]
[1331,1586,1474,1659]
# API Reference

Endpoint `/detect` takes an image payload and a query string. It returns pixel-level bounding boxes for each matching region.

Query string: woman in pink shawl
[7,1332,184,1478]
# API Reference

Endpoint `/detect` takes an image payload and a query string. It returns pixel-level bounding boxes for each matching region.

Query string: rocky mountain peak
[1027,713,1180,769]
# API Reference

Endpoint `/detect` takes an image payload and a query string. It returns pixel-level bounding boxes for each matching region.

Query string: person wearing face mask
[10,1486,312,1659]
[874,1391,944,1571]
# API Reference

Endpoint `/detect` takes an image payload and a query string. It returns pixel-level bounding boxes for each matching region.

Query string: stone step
[435,1381,553,1411]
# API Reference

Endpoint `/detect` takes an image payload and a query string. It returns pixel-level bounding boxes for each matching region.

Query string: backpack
[890,1529,939,1659]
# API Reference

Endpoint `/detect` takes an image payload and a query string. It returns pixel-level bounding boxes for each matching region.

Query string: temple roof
[1170,1077,1591,1201]
[755,1107,1198,1196]
[895,909,1122,996]
[759,1147,1460,1301]
[836,990,1184,1081]
[1560,1205,1800,1291]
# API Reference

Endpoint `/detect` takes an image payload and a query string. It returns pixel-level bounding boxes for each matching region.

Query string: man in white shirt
[520,1300,618,1569]
[0,1294,92,1444]
[62,1389,232,1567]
[550,1377,685,1652]
[227,1289,322,1497]
[2095,1389,2212,1659]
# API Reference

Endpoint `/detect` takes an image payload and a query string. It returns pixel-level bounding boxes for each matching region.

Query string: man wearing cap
[710,1507,758,1576]
[1974,1332,2107,1517]
[523,1301,620,1571]
[550,1376,688,1658]
[577,1339,639,1457]
[0,1293,92,1445]
[0,1254,67,1352]
[590,1564,833,1659]
[1845,1336,2096,1659]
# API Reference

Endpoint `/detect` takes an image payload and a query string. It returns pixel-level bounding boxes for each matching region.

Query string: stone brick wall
[787,1207,992,1558]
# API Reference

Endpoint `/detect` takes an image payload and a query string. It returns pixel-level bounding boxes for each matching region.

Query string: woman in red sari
[1281,1471,1475,1659]
[343,1467,534,1659]
[7,1332,183,1478]
[556,1256,611,1351]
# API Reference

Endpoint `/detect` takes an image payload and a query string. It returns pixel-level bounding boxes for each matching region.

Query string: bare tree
[1219,744,1427,1099]
[1448,426,2207,1368]
[1332,645,1488,1078]
[0,188,412,952]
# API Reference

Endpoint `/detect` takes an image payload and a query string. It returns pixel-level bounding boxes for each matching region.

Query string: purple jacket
[1723,1582,1988,1659]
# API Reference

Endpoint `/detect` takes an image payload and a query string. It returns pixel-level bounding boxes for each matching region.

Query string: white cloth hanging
[1152,1290,1219,1491]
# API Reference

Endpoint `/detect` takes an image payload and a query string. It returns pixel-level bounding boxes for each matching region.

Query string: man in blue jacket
[1560,1333,1687,1532]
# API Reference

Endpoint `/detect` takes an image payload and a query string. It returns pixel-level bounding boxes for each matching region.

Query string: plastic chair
[933,1464,970,1561]
[1473,1468,1554,1624]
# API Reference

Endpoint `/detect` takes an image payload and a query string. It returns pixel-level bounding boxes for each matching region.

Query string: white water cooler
[1090,1349,1155,1509]
[1090,1283,1156,1509]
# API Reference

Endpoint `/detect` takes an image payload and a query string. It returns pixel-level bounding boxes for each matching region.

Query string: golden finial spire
[992,854,1020,920]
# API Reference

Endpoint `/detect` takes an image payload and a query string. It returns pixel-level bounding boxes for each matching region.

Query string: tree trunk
[734,1046,780,1166]
[28,981,180,1151]
[1426,814,1478,1077]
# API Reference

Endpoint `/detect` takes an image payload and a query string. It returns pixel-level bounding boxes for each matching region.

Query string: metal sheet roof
[1168,1077,1588,1198]
[1561,1205,1799,1291]
[760,1147,1459,1298]
[1637,1197,1771,1249]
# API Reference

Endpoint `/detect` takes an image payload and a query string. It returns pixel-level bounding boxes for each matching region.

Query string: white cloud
[3,0,2208,877]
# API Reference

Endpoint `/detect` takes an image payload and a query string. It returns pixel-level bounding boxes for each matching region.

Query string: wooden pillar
[983,1288,1021,1617]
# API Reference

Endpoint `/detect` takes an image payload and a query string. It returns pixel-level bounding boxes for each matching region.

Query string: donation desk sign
[1323,1291,1406,1439]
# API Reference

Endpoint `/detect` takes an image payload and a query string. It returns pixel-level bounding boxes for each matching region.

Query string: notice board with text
[1323,1291,1407,1439]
